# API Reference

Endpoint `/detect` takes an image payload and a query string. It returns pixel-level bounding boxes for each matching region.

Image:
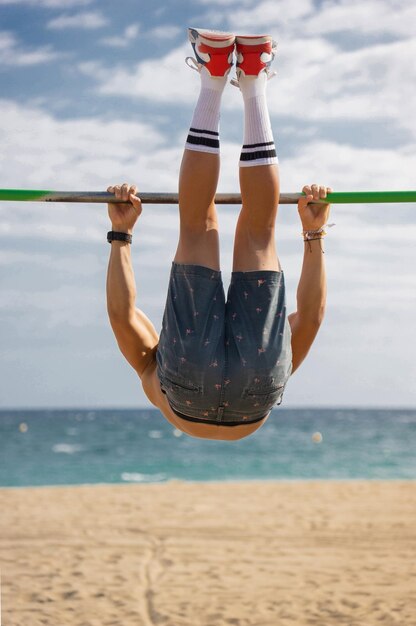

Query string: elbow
[315,305,326,327]
[107,303,135,325]
[297,305,326,328]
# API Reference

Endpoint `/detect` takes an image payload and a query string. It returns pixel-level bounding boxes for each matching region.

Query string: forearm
[106,240,137,320]
[295,238,326,324]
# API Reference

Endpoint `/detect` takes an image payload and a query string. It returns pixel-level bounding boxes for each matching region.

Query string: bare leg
[173,149,220,271]
[174,32,237,271]
[173,28,236,271]
[231,33,281,273]
[232,163,281,272]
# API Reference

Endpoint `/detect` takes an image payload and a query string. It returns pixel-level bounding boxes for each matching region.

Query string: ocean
[0,408,415,487]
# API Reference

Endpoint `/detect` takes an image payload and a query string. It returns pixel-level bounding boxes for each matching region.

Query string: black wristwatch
[107,231,132,244]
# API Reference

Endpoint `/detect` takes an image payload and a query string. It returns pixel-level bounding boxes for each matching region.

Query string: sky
[0,0,415,409]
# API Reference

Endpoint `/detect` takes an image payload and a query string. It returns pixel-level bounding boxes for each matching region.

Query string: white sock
[185,68,227,154]
[239,72,278,167]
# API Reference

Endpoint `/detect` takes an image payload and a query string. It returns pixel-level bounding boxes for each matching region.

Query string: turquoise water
[0,408,415,487]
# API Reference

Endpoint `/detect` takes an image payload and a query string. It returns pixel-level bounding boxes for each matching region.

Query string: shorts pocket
[161,375,202,397]
[243,385,285,408]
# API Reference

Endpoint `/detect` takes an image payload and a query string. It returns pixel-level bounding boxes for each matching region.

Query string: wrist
[303,237,325,244]
[301,224,325,233]
[111,225,133,235]
[304,237,325,254]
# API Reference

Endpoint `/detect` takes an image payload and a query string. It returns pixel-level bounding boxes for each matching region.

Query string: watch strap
[107,231,132,244]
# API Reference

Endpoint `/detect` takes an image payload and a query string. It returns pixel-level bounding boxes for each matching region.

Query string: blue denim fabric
[156,263,292,426]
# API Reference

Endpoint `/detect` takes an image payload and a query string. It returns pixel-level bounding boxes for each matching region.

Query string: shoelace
[185,57,201,72]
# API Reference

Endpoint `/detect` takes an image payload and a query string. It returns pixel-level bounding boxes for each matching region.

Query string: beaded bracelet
[302,223,335,252]
[302,223,335,238]
[303,236,325,253]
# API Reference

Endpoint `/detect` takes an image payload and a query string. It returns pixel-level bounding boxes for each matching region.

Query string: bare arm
[106,183,159,378]
[288,183,332,374]
[107,238,136,319]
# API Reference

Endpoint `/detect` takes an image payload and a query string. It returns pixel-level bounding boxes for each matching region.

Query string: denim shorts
[156,263,292,426]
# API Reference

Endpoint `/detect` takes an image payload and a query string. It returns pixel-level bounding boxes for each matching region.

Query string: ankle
[200,67,228,93]
[238,71,268,99]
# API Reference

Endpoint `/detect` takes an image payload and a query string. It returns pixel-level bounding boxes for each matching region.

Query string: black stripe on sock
[242,140,275,149]
[189,127,219,137]
[240,148,277,161]
[187,134,220,149]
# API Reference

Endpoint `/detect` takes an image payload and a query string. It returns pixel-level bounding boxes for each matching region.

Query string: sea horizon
[1,407,415,487]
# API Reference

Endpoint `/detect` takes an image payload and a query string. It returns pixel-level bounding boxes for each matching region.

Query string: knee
[236,216,275,248]
[180,215,219,238]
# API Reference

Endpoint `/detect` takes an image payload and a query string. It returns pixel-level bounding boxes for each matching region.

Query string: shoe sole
[236,35,273,45]
[188,27,235,48]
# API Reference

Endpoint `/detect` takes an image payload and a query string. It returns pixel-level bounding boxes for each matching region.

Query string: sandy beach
[1,480,415,626]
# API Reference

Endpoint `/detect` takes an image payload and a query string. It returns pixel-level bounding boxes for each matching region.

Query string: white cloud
[0,250,103,277]
[194,0,314,29]
[0,285,104,328]
[268,37,416,136]
[100,23,140,49]
[280,140,416,197]
[0,30,62,65]
[147,25,181,39]
[0,103,168,192]
[303,0,416,38]
[47,11,108,30]
[195,0,415,38]
[78,45,198,103]
[0,99,179,244]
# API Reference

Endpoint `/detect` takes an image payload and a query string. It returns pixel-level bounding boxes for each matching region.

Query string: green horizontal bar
[0,189,54,202]
[311,190,416,204]
[0,189,415,205]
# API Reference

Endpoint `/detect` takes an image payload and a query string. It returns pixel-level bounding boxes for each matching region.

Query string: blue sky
[0,0,415,409]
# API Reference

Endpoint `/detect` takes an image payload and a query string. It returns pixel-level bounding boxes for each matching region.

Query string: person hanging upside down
[106,28,333,441]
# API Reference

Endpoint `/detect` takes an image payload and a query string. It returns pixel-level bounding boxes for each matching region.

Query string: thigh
[174,222,221,272]
[156,262,226,388]
[224,269,293,411]
[232,164,281,272]
[231,211,281,272]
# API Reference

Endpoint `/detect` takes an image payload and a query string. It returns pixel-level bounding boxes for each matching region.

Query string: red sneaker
[186,28,235,77]
[232,35,277,83]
